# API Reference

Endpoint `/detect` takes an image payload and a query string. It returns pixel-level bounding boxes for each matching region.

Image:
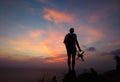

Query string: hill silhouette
[0,68,120,82]
[62,69,120,82]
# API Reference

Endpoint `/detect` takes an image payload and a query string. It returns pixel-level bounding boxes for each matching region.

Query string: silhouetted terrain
[63,70,120,82]
[0,68,120,82]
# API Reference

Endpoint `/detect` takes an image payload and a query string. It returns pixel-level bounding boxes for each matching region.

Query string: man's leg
[68,54,71,71]
[72,54,76,71]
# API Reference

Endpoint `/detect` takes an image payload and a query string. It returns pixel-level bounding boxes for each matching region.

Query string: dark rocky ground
[62,70,120,82]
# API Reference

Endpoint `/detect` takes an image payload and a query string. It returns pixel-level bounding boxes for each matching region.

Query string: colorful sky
[0,0,120,71]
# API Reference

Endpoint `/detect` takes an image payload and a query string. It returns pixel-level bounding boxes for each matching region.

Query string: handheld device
[77,50,85,61]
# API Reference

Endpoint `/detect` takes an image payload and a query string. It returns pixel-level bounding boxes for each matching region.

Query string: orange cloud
[10,39,52,57]
[8,28,66,59]
[45,56,66,63]
[28,30,46,39]
[43,8,75,24]
[0,24,106,63]
[0,25,104,62]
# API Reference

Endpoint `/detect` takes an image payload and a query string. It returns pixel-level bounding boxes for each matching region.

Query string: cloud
[44,55,66,63]
[10,39,54,57]
[0,55,44,68]
[43,8,75,24]
[0,37,6,41]
[0,54,66,68]
[87,1,120,24]
[85,47,96,52]
[76,25,104,45]
[28,29,46,39]
[88,9,109,23]
[109,48,120,56]
[0,55,29,68]
[7,27,66,59]
[105,41,120,48]
[111,1,120,11]
[100,48,120,56]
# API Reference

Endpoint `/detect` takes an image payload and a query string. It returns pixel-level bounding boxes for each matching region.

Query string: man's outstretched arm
[76,40,81,51]
[75,35,81,51]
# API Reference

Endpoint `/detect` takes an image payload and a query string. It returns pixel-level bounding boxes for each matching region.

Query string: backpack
[64,33,76,46]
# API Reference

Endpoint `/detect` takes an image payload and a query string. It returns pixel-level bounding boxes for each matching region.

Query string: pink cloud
[111,1,120,11]
[0,37,5,41]
[84,30,103,44]
[88,2,120,24]
[88,9,109,23]
[76,25,104,45]
[106,41,120,47]
[43,8,75,24]
[28,30,46,39]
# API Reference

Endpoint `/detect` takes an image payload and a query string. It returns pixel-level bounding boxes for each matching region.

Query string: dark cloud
[101,48,120,56]
[85,47,96,52]
[109,48,120,55]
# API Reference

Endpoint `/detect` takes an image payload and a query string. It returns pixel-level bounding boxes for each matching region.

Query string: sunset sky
[0,0,120,71]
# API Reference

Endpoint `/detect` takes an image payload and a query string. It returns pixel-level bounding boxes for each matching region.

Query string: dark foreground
[0,69,120,82]
[63,70,120,82]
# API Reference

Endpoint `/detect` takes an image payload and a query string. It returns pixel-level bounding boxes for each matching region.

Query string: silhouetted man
[64,28,81,71]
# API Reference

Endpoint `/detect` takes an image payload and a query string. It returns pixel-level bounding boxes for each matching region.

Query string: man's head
[69,28,74,33]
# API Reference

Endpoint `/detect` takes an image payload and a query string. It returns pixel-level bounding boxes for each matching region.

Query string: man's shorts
[66,48,77,55]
